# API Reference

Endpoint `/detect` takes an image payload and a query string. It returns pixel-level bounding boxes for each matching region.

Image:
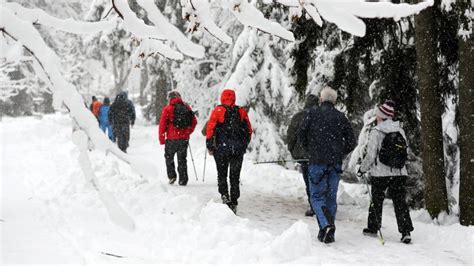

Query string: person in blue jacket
[99,97,114,141]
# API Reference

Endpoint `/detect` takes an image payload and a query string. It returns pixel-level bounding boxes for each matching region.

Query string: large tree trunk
[458,3,474,226]
[414,3,449,218]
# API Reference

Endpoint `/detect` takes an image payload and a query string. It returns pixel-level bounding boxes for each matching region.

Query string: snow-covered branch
[3,1,117,34]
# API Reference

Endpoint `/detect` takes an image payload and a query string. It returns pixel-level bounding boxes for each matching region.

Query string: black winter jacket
[109,94,136,126]
[298,102,356,165]
[287,109,310,160]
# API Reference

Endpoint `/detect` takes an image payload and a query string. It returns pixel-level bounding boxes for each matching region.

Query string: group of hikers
[91,86,414,245]
[89,91,136,153]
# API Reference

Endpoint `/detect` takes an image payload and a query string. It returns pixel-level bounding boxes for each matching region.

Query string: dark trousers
[113,124,130,152]
[301,162,313,211]
[368,176,414,233]
[164,139,189,183]
[214,151,244,205]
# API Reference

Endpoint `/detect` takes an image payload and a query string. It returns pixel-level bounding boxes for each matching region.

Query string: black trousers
[164,139,189,183]
[113,124,130,152]
[214,151,244,205]
[368,176,414,233]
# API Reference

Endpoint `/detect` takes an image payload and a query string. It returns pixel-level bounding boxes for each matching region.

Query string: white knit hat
[376,100,395,119]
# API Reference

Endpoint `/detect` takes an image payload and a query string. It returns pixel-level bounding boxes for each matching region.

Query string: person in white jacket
[358,100,414,244]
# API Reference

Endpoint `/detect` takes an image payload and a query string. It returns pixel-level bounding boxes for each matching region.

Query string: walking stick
[364,176,385,246]
[202,149,207,182]
[188,144,198,181]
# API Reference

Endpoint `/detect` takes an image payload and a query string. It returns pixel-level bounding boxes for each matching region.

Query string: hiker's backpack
[378,131,408,169]
[172,103,193,128]
[217,105,249,150]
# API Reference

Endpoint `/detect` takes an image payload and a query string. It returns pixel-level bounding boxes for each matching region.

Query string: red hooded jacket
[159,97,197,144]
[206,89,252,142]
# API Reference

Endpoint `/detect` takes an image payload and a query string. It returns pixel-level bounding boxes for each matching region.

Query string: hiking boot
[362,228,378,237]
[305,209,315,217]
[322,225,336,244]
[401,232,411,244]
[221,194,230,205]
[229,204,237,214]
[317,229,325,242]
[169,177,177,185]
[178,180,188,186]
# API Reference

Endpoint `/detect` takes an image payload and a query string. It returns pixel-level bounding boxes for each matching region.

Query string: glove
[131,120,135,127]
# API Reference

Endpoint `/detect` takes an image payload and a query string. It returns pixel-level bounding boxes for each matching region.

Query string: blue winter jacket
[99,105,110,125]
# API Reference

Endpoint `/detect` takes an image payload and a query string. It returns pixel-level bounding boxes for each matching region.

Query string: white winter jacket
[360,119,408,177]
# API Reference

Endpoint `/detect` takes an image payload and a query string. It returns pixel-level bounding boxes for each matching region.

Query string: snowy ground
[1,114,473,265]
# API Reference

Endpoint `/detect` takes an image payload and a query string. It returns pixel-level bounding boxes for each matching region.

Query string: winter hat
[304,94,319,109]
[167,90,181,99]
[376,100,395,119]
[103,97,110,105]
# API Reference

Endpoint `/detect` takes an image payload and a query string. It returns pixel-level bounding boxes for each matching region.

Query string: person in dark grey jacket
[299,87,356,244]
[287,94,318,217]
[109,92,136,153]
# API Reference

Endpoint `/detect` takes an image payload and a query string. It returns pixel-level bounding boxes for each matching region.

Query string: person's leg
[214,151,230,202]
[114,125,127,152]
[124,125,130,149]
[325,166,341,223]
[107,124,114,141]
[229,153,244,207]
[367,177,389,230]
[100,123,107,133]
[164,140,178,183]
[388,176,414,234]
[176,139,189,185]
[301,162,314,214]
[308,164,330,229]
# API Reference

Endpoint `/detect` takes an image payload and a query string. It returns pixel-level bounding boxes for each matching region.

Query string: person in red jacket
[159,91,197,186]
[90,96,102,121]
[206,89,252,214]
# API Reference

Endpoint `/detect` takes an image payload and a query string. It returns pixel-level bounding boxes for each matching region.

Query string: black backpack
[218,105,249,148]
[378,131,408,169]
[172,103,193,128]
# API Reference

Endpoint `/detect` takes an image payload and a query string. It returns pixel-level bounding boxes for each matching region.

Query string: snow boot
[362,228,378,237]
[317,229,325,242]
[229,204,237,214]
[169,177,177,185]
[401,232,411,244]
[178,180,187,186]
[305,209,315,217]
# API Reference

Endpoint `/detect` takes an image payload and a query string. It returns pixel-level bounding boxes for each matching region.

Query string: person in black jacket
[287,94,318,217]
[109,92,136,152]
[299,87,356,244]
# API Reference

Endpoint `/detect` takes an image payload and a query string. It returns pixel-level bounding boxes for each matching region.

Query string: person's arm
[158,107,168,145]
[342,116,356,156]
[239,107,252,142]
[206,107,221,151]
[360,129,381,173]
[189,105,197,133]
[128,100,136,125]
[286,114,300,155]
[108,105,114,126]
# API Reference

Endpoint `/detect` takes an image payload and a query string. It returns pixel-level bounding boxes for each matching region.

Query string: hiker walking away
[109,92,136,152]
[357,100,414,244]
[299,87,356,244]
[206,89,252,214]
[90,96,102,121]
[98,97,114,141]
[159,91,197,186]
[287,94,319,217]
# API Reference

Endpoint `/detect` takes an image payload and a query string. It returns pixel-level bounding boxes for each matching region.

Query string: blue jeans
[100,123,114,141]
[300,162,313,210]
[308,164,341,229]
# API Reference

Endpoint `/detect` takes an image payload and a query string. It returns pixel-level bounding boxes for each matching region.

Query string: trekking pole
[202,149,207,182]
[364,176,385,246]
[188,144,198,181]
[253,159,309,165]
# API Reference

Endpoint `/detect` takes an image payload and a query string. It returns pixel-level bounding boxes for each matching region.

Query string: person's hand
[208,149,214,156]
[131,121,135,128]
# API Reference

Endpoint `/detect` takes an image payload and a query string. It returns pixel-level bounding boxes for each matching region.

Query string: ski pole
[202,149,207,182]
[364,177,385,246]
[253,159,309,165]
[188,144,198,181]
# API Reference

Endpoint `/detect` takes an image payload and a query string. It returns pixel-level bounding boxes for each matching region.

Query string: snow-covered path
[1,115,473,264]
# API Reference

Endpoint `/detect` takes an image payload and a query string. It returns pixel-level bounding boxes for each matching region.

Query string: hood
[169,97,183,105]
[220,89,236,106]
[376,119,402,133]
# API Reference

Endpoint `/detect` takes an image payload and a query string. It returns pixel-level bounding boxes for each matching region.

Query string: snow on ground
[1,114,473,265]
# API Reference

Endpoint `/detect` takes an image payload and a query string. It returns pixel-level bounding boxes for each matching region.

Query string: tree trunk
[154,69,168,124]
[458,3,474,226]
[414,3,449,218]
